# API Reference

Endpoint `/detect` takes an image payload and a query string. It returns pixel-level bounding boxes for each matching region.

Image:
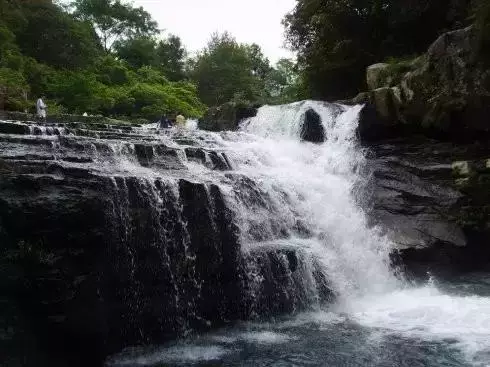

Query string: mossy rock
[199,102,259,132]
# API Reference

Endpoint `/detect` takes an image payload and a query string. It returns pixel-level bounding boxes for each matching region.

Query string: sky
[132,0,297,63]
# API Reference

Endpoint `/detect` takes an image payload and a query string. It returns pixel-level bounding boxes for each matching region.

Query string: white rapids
[216,100,490,366]
[109,100,490,366]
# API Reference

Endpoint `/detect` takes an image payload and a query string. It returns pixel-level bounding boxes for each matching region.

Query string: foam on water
[105,101,490,366]
[345,285,490,365]
[225,101,399,298]
[227,101,490,365]
[209,331,296,345]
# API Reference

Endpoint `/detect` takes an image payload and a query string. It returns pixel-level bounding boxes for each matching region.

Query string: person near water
[158,115,172,129]
[175,113,186,128]
[36,96,47,121]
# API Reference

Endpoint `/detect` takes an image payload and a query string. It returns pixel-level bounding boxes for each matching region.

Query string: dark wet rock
[0,174,112,367]
[242,244,332,318]
[134,144,154,166]
[208,151,232,170]
[3,111,143,126]
[0,121,28,135]
[134,144,185,170]
[199,101,259,131]
[185,147,206,164]
[300,108,325,143]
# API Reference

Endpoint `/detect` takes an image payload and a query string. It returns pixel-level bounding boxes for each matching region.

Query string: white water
[224,101,399,298]
[220,101,490,365]
[105,100,490,366]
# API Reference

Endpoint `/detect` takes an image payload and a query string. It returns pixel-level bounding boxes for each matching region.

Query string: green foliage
[265,58,306,103]
[44,60,205,119]
[155,35,186,81]
[0,0,205,120]
[72,0,159,52]
[0,67,29,110]
[189,32,301,107]
[14,0,102,69]
[190,32,259,106]
[114,35,186,81]
[284,0,471,100]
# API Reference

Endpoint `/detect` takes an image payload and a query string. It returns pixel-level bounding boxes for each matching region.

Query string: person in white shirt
[36,96,47,121]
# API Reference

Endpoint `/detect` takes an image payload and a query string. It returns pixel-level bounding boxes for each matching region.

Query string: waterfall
[220,101,400,300]
[3,102,490,367]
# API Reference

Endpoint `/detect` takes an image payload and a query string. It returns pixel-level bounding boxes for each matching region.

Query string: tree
[155,35,186,81]
[113,36,157,69]
[284,0,471,100]
[264,58,305,103]
[190,32,266,106]
[1,0,102,69]
[72,0,159,52]
[0,0,206,118]
[114,34,187,81]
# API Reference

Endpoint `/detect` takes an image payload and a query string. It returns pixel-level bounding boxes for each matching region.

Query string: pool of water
[106,273,490,367]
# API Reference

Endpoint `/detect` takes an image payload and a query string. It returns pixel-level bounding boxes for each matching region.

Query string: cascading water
[2,102,490,367]
[226,101,399,299]
[109,101,490,366]
[219,101,490,367]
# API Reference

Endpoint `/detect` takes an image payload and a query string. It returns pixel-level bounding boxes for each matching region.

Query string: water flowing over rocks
[1,101,489,366]
[0,115,333,366]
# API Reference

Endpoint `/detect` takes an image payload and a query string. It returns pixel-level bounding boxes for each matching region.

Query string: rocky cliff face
[365,139,490,278]
[342,25,490,277]
[350,26,490,142]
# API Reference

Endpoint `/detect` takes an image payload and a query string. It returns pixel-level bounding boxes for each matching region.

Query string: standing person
[175,113,186,128]
[36,96,47,122]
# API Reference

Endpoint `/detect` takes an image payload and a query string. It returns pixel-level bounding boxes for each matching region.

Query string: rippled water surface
[107,274,490,367]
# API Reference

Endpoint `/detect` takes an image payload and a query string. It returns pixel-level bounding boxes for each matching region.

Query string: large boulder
[199,102,259,131]
[366,63,392,90]
[354,26,490,141]
[368,140,490,278]
[300,108,325,143]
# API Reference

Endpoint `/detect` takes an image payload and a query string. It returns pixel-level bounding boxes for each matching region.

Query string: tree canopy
[0,0,303,119]
[189,32,302,106]
[0,0,204,119]
[284,0,471,100]
[72,0,159,52]
[114,34,186,81]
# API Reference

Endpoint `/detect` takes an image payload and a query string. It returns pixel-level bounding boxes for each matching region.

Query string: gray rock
[367,140,490,278]
[366,63,392,90]
[357,26,490,141]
